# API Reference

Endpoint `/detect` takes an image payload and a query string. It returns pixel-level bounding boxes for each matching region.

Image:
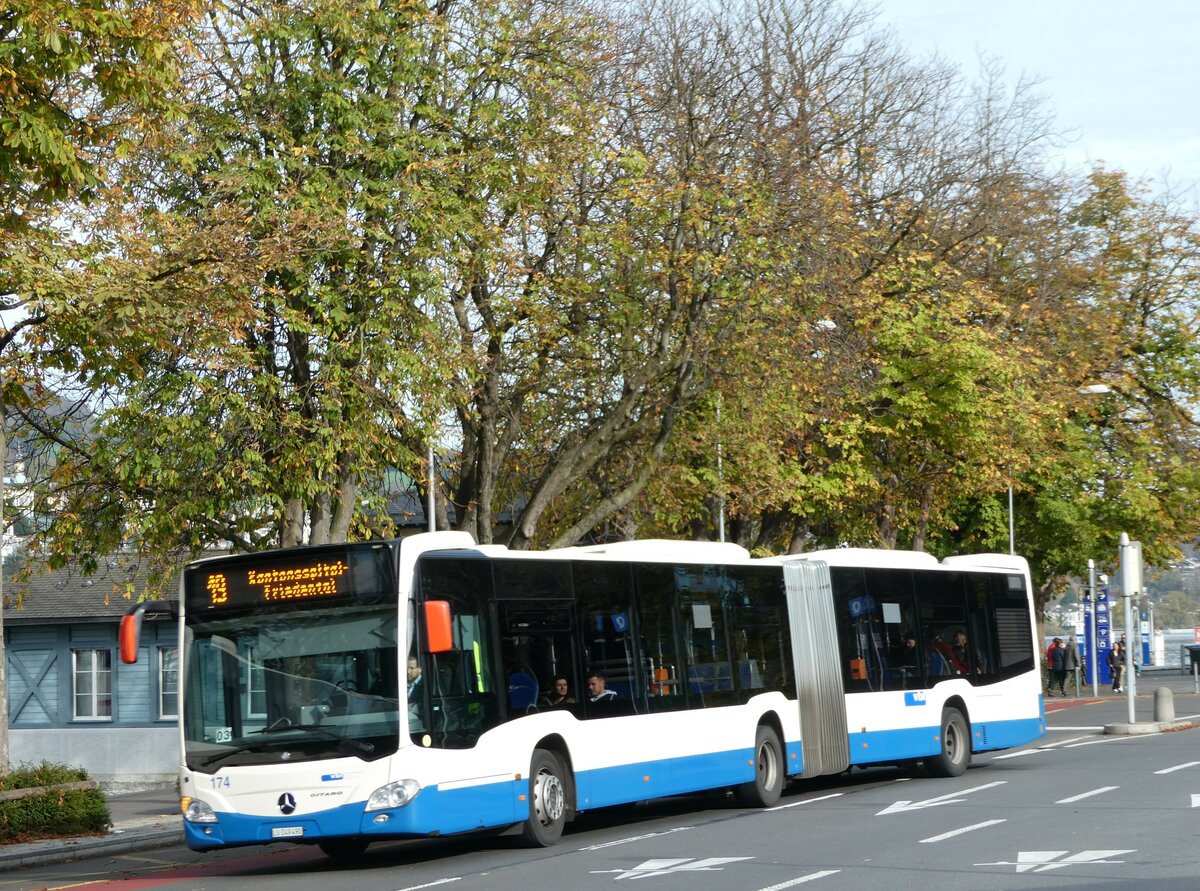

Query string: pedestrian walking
[1047,637,1068,696]
[1108,641,1125,693]
[1064,635,1082,693]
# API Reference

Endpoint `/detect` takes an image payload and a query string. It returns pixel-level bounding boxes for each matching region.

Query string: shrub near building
[0,763,111,843]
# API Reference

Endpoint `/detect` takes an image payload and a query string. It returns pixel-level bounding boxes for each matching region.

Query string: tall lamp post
[1087,559,1098,698]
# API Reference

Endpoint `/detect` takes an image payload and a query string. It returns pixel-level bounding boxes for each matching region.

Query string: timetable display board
[183,543,395,613]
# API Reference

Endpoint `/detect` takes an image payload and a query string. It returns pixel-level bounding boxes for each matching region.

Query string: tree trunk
[281,497,305,548]
[328,465,356,543]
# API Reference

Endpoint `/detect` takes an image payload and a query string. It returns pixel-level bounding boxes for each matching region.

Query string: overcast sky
[871,0,1200,197]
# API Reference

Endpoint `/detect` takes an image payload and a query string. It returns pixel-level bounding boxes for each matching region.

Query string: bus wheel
[927,707,970,778]
[318,838,369,860]
[521,749,567,846]
[735,725,784,807]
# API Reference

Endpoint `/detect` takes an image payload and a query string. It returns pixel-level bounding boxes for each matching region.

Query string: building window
[72,649,113,720]
[158,647,179,719]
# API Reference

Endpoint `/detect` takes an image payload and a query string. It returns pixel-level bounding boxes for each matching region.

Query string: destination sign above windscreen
[183,545,394,613]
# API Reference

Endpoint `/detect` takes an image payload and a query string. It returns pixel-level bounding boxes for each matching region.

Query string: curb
[0,823,181,870]
[1103,720,1198,736]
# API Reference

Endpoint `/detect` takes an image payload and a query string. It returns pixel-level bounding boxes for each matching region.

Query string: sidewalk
[0,785,182,870]
[2,670,1196,870]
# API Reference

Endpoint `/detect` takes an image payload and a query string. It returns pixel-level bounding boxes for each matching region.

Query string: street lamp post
[1119,533,1140,724]
[1087,559,1098,698]
[1008,486,1014,556]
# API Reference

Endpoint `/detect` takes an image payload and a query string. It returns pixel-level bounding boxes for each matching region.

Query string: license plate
[271,826,304,838]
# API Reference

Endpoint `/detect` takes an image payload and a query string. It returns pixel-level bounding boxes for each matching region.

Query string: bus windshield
[182,603,400,773]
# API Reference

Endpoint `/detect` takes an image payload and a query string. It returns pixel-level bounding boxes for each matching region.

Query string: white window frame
[158,646,179,719]
[72,648,113,721]
[244,644,266,719]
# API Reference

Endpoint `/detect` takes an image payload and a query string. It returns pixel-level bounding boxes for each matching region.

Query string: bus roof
[766,548,1030,574]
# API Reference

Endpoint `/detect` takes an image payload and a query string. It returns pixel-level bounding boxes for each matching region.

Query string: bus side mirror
[119,600,177,664]
[423,600,453,654]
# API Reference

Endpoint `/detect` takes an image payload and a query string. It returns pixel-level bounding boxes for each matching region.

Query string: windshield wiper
[248,722,376,754]
[193,728,374,770]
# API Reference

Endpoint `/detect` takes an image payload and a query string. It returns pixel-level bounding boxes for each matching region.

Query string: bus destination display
[184,545,392,612]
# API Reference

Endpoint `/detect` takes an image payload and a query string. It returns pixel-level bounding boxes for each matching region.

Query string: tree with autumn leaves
[6,0,1200,637]
[1,0,199,774]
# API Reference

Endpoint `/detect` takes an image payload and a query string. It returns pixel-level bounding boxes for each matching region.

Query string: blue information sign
[1082,587,1113,686]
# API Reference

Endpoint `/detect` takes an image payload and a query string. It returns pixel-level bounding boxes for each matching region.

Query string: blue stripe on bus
[183,745,772,850]
[184,719,1040,850]
[184,777,527,849]
[847,715,1045,764]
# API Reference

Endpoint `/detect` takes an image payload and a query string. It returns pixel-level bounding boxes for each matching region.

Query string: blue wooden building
[3,558,179,789]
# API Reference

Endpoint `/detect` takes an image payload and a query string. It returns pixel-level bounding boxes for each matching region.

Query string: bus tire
[318,838,369,860]
[521,748,567,846]
[735,725,784,807]
[927,707,970,777]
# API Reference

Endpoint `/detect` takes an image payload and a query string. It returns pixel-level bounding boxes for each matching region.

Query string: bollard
[1153,687,1174,723]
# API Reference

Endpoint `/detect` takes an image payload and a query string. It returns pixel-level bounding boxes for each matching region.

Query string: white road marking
[919,819,1006,843]
[591,857,752,879]
[1154,761,1200,775]
[876,780,1006,815]
[755,870,841,889]
[978,850,1134,873]
[1056,786,1119,803]
[1191,794,1200,809]
[1063,736,1138,748]
[766,792,845,811]
[578,826,694,850]
[1036,734,1098,745]
[990,749,1045,760]
[394,879,461,891]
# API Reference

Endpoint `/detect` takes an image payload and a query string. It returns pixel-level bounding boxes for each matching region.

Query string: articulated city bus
[120,532,1044,857]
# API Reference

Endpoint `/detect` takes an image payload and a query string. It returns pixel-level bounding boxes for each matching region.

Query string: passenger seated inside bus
[540,675,575,707]
[585,671,625,717]
[889,632,919,687]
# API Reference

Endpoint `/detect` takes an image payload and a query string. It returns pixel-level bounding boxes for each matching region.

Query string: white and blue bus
[120,532,1044,857]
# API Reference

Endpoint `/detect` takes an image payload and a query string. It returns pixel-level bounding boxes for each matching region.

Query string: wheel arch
[941,695,972,749]
[757,710,786,755]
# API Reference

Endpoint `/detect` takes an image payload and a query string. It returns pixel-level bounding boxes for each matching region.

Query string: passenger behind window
[541,674,575,708]
[585,671,620,717]
[890,632,919,687]
[952,629,984,674]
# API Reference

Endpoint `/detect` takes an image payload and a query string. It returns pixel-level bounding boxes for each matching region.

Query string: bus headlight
[365,779,421,811]
[182,796,218,824]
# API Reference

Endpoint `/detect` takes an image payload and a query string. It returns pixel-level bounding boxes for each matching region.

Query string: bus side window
[575,562,640,718]
[636,564,689,712]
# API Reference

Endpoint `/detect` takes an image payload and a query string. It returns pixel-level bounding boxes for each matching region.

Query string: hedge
[0,762,111,843]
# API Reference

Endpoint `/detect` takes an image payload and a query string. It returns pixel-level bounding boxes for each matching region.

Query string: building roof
[2,555,178,625]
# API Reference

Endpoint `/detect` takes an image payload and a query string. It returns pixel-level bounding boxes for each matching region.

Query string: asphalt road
[4,686,1198,891]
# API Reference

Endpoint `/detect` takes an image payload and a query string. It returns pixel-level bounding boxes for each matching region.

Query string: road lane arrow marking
[977,850,1134,873]
[1191,794,1200,809]
[876,780,1006,815]
[592,857,753,880]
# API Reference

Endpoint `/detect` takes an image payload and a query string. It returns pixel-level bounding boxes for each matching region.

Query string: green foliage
[0,763,110,842]
[9,0,1200,609]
